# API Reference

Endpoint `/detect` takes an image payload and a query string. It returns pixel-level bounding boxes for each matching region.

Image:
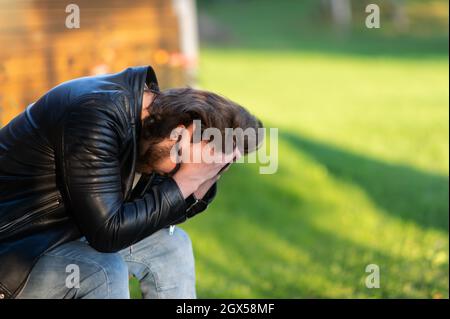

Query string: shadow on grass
[282,132,449,233]
[191,133,448,297]
[194,216,420,298]
[131,131,448,298]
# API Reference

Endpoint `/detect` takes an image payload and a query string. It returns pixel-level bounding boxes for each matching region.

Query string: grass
[132,0,449,298]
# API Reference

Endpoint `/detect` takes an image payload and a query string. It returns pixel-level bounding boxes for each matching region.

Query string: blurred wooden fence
[0,0,197,126]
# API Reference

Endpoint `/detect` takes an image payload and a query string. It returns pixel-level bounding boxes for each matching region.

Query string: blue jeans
[17,227,196,299]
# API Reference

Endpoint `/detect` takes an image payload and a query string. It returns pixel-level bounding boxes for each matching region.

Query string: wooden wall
[0,0,189,126]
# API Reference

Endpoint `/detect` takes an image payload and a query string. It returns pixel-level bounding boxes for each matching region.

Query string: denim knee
[122,227,196,298]
[169,227,193,252]
[92,252,130,299]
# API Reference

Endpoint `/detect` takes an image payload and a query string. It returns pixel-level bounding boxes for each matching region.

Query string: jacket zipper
[0,197,61,237]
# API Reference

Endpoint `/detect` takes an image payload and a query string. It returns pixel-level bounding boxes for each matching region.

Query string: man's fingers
[180,130,192,151]
[179,123,207,163]
[208,174,221,184]
[219,164,231,174]
[233,147,242,162]
[223,148,237,164]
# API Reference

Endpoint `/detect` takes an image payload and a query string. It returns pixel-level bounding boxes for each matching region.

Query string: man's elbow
[84,229,126,253]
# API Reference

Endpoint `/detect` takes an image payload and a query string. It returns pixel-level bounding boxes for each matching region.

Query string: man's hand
[172,144,234,198]
[171,127,233,199]
[193,146,242,199]
[172,122,242,199]
[193,175,220,200]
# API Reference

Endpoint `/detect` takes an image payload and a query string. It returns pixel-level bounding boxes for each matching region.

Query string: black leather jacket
[0,66,216,299]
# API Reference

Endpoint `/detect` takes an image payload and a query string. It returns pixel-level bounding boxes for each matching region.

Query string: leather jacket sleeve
[142,174,218,223]
[185,182,217,219]
[59,97,188,252]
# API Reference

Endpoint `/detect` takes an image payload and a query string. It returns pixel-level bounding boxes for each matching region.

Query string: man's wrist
[172,175,199,199]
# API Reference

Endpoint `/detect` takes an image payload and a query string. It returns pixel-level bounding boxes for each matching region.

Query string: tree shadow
[281,131,449,233]
[194,218,433,298]
[192,143,448,298]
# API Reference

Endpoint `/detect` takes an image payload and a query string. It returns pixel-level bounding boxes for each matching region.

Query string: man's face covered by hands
[137,122,241,176]
[137,121,243,200]
[136,87,262,199]
[136,124,192,176]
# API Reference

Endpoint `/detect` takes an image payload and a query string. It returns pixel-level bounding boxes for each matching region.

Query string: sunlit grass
[132,0,448,298]
[185,134,448,298]
[184,29,448,300]
[197,50,449,175]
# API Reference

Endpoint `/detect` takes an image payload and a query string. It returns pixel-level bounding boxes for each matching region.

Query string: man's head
[137,87,263,175]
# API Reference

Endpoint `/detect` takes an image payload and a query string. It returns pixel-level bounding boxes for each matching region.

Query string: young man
[0,65,262,299]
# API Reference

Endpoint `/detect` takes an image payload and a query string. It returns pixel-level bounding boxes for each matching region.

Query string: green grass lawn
[133,0,449,298]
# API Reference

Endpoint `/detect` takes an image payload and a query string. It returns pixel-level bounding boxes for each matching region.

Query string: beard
[136,139,172,174]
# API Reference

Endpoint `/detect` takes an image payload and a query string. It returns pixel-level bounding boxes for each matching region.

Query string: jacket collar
[121,65,159,138]
[119,65,159,200]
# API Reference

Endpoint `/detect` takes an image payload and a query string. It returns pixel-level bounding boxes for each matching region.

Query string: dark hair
[141,88,263,155]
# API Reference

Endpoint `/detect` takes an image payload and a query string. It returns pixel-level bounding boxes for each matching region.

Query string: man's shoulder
[67,91,132,122]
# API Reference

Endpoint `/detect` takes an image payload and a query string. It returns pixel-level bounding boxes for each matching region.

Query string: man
[0,65,262,299]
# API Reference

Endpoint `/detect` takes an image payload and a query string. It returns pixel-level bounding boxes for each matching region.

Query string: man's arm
[186,181,217,218]
[144,174,218,219]
[59,97,188,252]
